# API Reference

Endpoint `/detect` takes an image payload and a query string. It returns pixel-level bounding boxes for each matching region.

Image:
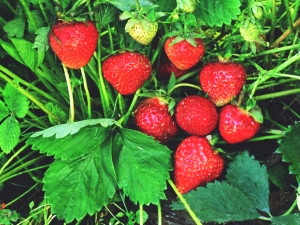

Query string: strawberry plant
[0,0,300,224]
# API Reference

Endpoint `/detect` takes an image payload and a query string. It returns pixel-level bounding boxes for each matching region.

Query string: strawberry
[158,54,187,79]
[126,19,158,45]
[102,51,152,95]
[133,97,178,142]
[199,61,247,106]
[174,136,224,194]
[219,104,261,144]
[49,20,98,69]
[180,0,196,13]
[175,95,218,136]
[164,37,205,70]
[239,22,260,42]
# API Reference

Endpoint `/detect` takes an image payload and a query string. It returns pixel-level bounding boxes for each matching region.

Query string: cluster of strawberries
[49,19,262,194]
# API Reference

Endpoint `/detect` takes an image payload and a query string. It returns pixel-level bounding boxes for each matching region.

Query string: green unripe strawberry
[180,0,196,13]
[239,22,260,42]
[125,19,158,45]
[251,4,264,20]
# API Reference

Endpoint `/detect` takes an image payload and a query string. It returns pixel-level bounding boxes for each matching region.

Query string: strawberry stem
[254,88,300,101]
[62,64,75,122]
[168,83,201,95]
[157,201,162,225]
[167,178,203,225]
[139,204,144,225]
[80,68,92,119]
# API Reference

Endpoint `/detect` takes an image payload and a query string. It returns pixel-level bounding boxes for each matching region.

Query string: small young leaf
[3,82,29,118]
[98,4,118,28]
[271,213,300,225]
[276,122,300,176]
[27,126,113,161]
[3,17,26,38]
[27,10,44,33]
[30,118,114,138]
[0,101,9,121]
[113,128,173,205]
[45,102,68,125]
[33,27,50,53]
[226,151,270,213]
[0,116,20,153]
[171,181,260,223]
[108,0,153,12]
[43,136,117,223]
[167,73,176,94]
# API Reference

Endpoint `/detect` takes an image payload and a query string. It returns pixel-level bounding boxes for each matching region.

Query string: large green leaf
[195,0,241,27]
[27,124,113,161]
[3,82,29,118]
[226,151,270,213]
[43,134,116,223]
[276,122,300,177]
[172,151,269,223]
[114,128,172,205]
[0,40,24,65]
[171,181,260,223]
[0,116,20,153]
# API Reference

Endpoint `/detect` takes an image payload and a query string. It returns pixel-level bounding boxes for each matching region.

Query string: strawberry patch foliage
[0,0,300,224]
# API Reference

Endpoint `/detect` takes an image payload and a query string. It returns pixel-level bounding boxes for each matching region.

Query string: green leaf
[45,102,68,125]
[108,0,153,12]
[271,214,300,225]
[27,125,113,161]
[113,128,172,205]
[276,122,300,176]
[27,10,44,33]
[0,209,18,223]
[33,27,50,53]
[0,101,9,121]
[43,135,117,223]
[10,38,41,71]
[171,181,261,223]
[59,0,72,10]
[98,4,118,28]
[3,82,29,118]
[3,17,26,38]
[226,151,270,213]
[167,73,176,94]
[30,118,114,138]
[0,116,20,153]
[195,0,241,27]
[268,163,293,191]
[0,40,24,65]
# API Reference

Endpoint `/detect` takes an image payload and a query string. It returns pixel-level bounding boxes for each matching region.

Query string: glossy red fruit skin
[158,56,187,79]
[164,37,205,70]
[49,20,98,69]
[134,97,178,143]
[219,104,261,144]
[102,51,152,95]
[174,136,224,194]
[175,95,218,136]
[199,62,247,106]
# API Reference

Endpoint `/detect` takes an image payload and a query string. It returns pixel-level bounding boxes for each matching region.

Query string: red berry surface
[199,62,247,106]
[158,54,187,79]
[164,37,205,70]
[175,95,218,136]
[49,20,98,69]
[174,136,224,194]
[133,97,178,142]
[219,104,261,144]
[102,51,152,95]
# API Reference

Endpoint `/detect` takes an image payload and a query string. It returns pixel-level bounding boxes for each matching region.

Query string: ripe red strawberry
[175,95,218,136]
[199,62,247,106]
[164,37,205,70]
[126,19,158,45]
[219,104,261,144]
[158,54,187,79]
[174,136,224,194]
[102,51,152,95]
[49,20,98,69]
[133,97,178,142]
